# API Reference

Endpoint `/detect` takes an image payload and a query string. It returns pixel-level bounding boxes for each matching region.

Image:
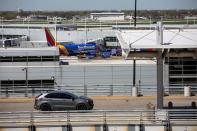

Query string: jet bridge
[116,22,197,109]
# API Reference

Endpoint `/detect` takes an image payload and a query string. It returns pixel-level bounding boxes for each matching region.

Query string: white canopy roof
[116,29,197,49]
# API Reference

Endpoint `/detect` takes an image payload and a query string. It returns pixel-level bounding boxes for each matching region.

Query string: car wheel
[40,103,51,111]
[76,103,87,110]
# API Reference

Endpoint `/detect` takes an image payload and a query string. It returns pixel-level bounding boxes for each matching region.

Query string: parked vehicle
[34,91,94,111]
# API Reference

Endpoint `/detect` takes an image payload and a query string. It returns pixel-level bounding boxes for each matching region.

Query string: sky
[0,0,197,11]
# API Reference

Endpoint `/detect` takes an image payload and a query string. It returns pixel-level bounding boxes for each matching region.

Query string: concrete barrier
[172,126,197,131]
[145,126,165,131]
[37,127,62,131]
[128,125,140,131]
[108,125,129,131]
[0,128,28,131]
[72,126,96,131]
[132,86,138,97]
[184,86,191,97]
[3,125,197,131]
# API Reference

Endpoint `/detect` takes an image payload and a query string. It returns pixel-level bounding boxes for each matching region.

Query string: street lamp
[22,67,28,97]
[54,17,57,45]
[133,0,137,87]
[27,17,30,40]
[1,17,4,40]
[149,15,152,29]
[85,17,87,44]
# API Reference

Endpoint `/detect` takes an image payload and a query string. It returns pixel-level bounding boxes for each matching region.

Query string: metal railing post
[32,87,35,97]
[66,111,72,131]
[166,110,171,131]
[111,65,114,96]
[103,111,108,131]
[110,85,113,96]
[0,83,1,98]
[6,86,8,98]
[139,112,145,131]
[84,84,87,96]
[28,112,36,131]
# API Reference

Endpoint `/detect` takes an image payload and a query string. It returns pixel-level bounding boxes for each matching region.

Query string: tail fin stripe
[44,27,56,46]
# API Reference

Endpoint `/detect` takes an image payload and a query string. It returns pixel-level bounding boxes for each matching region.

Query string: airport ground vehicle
[34,91,94,111]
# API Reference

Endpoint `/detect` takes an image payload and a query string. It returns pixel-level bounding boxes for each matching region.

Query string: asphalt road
[0,96,197,112]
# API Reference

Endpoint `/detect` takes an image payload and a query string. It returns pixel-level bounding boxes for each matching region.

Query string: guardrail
[0,110,197,128]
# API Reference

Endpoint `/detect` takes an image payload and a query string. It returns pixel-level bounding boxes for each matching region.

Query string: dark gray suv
[34,91,94,111]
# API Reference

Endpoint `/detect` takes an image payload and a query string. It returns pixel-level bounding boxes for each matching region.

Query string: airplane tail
[44,27,69,56]
[44,27,56,46]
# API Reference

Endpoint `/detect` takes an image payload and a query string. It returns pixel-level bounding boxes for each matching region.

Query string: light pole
[55,17,57,45]
[116,16,118,30]
[1,17,4,40]
[133,0,137,88]
[149,16,152,29]
[22,67,28,97]
[27,17,30,40]
[85,17,87,44]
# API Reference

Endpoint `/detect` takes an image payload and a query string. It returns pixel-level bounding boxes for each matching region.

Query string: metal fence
[0,84,197,98]
[0,64,196,97]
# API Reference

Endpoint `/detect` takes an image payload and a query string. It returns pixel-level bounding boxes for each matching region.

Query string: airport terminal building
[90,12,125,21]
[0,46,159,96]
[0,24,196,97]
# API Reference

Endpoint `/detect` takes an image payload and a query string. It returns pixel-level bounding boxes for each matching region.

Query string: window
[42,56,59,61]
[13,56,27,62]
[0,57,12,62]
[0,55,59,62]
[28,80,41,88]
[1,80,13,87]
[54,56,59,61]
[14,80,26,87]
[28,56,41,62]
[45,93,59,98]
[169,57,197,86]
[0,79,54,89]
[42,80,54,88]
[59,93,73,99]
[42,56,54,61]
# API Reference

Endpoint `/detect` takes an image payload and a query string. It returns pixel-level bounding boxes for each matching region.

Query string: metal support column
[156,21,164,109]
[25,68,28,97]
[157,52,164,109]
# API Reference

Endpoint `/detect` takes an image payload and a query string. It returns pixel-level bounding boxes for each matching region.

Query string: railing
[0,84,197,97]
[0,110,197,127]
[0,63,196,97]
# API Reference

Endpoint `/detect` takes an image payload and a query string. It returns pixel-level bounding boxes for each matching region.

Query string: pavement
[0,96,197,112]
